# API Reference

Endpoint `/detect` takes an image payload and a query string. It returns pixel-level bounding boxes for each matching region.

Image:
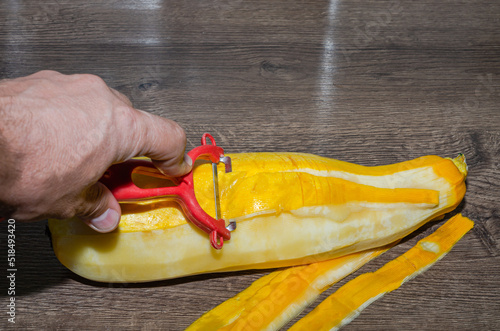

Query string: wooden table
[1,1,499,329]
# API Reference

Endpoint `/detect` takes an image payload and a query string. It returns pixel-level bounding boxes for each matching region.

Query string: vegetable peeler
[100,133,235,249]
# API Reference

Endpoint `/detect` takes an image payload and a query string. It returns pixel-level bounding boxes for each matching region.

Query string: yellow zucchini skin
[289,214,474,331]
[48,153,467,282]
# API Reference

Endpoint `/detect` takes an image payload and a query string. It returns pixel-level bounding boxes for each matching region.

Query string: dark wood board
[0,0,499,329]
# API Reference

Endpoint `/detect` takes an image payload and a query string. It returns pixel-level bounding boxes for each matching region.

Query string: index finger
[118,108,192,177]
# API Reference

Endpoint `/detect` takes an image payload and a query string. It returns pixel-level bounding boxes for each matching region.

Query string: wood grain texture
[0,0,499,329]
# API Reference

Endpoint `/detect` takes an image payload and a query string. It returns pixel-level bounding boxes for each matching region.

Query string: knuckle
[116,104,135,120]
[112,88,133,106]
[33,69,60,78]
[75,73,106,88]
[117,106,140,145]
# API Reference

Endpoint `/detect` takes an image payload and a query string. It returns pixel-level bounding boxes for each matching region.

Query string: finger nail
[88,208,120,233]
[184,153,193,167]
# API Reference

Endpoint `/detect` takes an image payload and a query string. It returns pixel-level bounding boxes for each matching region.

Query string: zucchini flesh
[48,153,467,283]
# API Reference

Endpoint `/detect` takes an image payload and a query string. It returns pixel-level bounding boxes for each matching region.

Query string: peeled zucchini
[49,153,467,282]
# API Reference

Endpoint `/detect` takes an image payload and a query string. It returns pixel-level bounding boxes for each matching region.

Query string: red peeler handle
[100,133,231,249]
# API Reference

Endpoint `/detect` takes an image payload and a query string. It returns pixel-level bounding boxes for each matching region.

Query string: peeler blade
[212,162,222,220]
[212,155,235,231]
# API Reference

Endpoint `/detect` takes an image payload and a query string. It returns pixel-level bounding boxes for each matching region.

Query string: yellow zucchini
[48,153,467,282]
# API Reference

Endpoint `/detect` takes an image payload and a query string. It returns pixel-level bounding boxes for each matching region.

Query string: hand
[0,70,192,232]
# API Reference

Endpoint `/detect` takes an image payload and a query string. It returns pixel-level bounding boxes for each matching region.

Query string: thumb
[77,182,121,233]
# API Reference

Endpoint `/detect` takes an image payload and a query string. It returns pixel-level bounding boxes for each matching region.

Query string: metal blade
[212,162,222,220]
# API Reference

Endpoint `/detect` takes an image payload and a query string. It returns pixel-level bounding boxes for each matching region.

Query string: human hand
[0,70,192,232]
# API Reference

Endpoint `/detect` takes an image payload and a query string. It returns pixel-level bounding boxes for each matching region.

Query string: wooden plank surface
[1,0,499,329]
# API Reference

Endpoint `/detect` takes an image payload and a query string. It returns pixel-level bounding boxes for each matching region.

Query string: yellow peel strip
[186,245,393,331]
[289,213,474,331]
